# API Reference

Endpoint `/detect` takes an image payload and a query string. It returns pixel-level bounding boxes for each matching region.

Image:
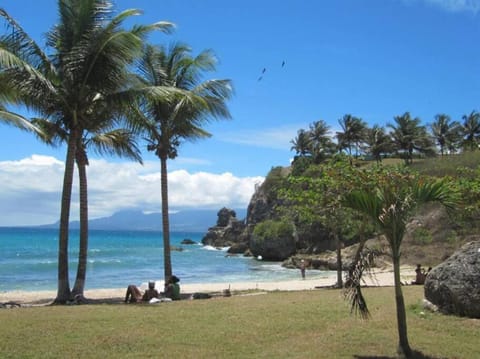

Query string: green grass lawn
[1,286,478,358]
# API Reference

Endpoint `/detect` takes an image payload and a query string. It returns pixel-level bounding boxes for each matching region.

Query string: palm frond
[343,248,377,320]
[0,108,42,134]
[0,7,53,74]
[342,190,382,226]
[88,129,142,164]
[413,178,458,211]
[30,118,67,145]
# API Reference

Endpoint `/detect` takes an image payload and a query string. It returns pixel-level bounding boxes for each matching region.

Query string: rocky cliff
[202,166,472,269]
[201,207,249,254]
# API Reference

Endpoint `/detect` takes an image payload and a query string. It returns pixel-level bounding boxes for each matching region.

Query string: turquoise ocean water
[0,227,335,292]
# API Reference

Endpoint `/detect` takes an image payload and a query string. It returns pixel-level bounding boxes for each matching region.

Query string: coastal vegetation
[1,287,479,358]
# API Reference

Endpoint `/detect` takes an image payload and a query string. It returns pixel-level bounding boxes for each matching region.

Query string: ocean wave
[201,245,230,252]
[88,259,122,264]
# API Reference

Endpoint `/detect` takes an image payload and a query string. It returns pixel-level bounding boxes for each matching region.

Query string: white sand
[0,266,416,305]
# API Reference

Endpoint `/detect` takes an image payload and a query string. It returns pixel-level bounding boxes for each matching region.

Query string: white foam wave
[202,245,230,252]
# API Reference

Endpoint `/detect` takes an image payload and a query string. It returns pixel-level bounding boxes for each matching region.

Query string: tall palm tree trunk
[392,251,412,358]
[72,152,88,300]
[54,129,78,303]
[160,156,172,279]
[335,233,343,288]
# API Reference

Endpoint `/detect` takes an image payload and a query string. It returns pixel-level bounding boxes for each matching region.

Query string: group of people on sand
[411,264,432,285]
[125,275,181,303]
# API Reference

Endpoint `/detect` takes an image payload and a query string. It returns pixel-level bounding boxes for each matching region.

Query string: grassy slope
[1,287,479,358]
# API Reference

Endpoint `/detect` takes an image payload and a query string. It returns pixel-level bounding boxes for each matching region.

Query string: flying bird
[262,67,266,74]
[257,76,263,82]
[281,60,286,67]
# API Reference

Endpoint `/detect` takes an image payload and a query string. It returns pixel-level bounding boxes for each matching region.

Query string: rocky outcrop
[424,241,480,318]
[246,186,275,227]
[181,238,197,245]
[201,207,248,250]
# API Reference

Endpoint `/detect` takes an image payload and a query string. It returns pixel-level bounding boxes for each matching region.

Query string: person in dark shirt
[164,275,181,300]
[412,264,426,285]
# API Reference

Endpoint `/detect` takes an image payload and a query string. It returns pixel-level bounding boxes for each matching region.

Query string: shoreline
[0,267,416,305]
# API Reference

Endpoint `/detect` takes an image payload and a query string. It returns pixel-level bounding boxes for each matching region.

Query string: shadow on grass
[354,349,448,359]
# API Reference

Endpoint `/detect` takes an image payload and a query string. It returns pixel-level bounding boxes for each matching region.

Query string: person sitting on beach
[125,281,159,303]
[411,264,426,285]
[163,275,181,300]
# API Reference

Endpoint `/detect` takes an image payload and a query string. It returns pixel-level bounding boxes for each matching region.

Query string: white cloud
[220,124,307,150]
[400,0,480,13]
[0,155,264,226]
[426,0,480,13]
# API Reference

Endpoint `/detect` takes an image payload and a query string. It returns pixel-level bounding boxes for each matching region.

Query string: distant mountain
[38,208,247,233]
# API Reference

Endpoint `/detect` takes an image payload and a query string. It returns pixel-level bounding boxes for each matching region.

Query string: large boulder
[250,232,296,261]
[249,220,296,261]
[424,241,480,318]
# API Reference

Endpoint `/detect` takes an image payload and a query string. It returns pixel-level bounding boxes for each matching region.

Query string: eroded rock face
[424,241,480,318]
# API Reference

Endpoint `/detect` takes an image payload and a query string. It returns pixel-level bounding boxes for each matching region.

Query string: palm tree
[134,43,233,279]
[0,1,173,303]
[308,120,335,163]
[290,129,311,156]
[343,174,457,358]
[461,110,480,151]
[430,114,462,156]
[362,124,394,163]
[388,112,435,164]
[336,114,366,157]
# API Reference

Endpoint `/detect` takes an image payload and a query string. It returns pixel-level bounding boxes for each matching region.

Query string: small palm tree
[343,173,457,358]
[134,43,233,279]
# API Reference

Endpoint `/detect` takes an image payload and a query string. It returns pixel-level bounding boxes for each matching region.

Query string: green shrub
[412,227,433,245]
[253,219,294,241]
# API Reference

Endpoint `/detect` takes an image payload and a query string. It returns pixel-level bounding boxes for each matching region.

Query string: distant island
[36,208,247,233]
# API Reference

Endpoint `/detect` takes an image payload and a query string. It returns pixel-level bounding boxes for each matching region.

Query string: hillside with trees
[247,111,480,271]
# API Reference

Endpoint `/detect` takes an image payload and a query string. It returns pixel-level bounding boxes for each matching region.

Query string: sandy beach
[0,266,416,305]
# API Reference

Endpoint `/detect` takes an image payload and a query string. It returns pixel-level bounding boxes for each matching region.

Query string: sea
[0,227,335,292]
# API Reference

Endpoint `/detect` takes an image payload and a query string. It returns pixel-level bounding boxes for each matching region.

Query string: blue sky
[1,0,480,225]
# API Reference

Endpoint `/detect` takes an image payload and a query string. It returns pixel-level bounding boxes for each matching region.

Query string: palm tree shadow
[354,350,447,359]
